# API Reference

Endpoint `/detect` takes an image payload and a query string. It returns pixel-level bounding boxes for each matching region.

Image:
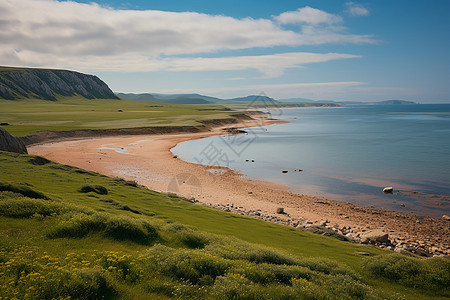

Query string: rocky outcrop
[0,66,118,101]
[0,126,27,154]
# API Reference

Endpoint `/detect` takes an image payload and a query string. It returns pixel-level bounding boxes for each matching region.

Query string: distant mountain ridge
[0,66,118,101]
[279,98,417,106]
[366,100,417,105]
[117,93,280,105]
[119,92,417,106]
[116,93,220,104]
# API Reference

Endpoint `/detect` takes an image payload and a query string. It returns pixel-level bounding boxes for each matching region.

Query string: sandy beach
[29,118,449,256]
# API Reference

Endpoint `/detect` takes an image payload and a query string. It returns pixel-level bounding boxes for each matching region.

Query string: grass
[0,150,449,299]
[0,97,239,136]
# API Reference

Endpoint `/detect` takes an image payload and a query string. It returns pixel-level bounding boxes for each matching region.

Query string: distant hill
[278,97,316,103]
[117,92,341,107]
[279,98,418,106]
[367,100,417,105]
[0,66,118,101]
[117,93,221,104]
[225,95,278,103]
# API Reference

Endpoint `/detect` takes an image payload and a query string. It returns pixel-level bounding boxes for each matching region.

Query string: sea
[171,104,450,217]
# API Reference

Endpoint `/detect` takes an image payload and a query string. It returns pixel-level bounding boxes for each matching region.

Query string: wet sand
[29,118,449,256]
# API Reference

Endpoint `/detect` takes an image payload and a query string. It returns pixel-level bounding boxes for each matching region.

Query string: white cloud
[154,52,361,77]
[0,50,360,76]
[0,0,375,73]
[345,2,370,17]
[274,6,342,25]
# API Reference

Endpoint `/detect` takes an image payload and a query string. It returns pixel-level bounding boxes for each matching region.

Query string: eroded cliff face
[0,67,118,101]
[0,127,27,154]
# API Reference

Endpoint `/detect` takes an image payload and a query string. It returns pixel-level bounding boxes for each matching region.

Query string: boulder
[383,187,394,194]
[442,215,450,221]
[0,126,27,154]
[361,230,390,244]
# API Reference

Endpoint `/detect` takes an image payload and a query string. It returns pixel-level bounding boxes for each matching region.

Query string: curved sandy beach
[29,118,449,256]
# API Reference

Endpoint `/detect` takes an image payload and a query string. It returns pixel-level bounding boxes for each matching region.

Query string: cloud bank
[0,0,374,74]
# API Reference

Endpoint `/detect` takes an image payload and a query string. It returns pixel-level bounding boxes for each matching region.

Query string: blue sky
[0,0,449,102]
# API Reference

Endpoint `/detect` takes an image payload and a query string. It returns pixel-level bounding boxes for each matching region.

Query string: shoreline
[29,117,449,257]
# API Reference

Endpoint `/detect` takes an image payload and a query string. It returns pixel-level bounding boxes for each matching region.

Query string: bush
[141,245,231,285]
[123,180,139,187]
[176,230,209,249]
[206,237,297,266]
[48,213,158,244]
[0,196,70,218]
[166,223,209,249]
[240,263,313,285]
[363,254,450,296]
[79,185,108,195]
[0,248,116,299]
[211,273,261,299]
[28,156,50,166]
[0,180,48,199]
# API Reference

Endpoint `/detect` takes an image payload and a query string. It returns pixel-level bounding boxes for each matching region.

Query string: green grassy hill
[0,97,240,138]
[0,150,448,299]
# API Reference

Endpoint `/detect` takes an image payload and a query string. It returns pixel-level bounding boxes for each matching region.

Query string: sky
[0,0,449,102]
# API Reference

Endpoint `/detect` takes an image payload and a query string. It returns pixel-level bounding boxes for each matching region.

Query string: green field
[0,97,238,137]
[0,151,448,299]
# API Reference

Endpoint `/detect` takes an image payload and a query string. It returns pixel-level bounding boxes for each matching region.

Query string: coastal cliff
[0,66,118,101]
[0,126,27,154]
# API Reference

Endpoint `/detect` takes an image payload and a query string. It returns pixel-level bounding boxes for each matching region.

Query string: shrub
[48,212,158,244]
[124,180,139,187]
[62,268,115,299]
[113,178,139,187]
[176,230,209,249]
[239,263,313,285]
[0,248,116,299]
[28,156,50,165]
[79,185,108,195]
[141,245,231,285]
[166,223,209,249]
[363,254,450,296]
[211,273,261,299]
[0,196,67,218]
[166,222,189,232]
[206,237,297,266]
[0,180,48,199]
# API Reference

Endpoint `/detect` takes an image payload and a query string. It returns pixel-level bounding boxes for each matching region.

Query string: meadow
[0,97,238,137]
[0,150,449,299]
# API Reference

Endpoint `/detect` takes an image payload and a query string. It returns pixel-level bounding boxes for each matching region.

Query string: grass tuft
[79,184,108,195]
[0,180,48,199]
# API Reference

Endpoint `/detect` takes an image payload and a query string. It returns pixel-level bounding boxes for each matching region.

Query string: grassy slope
[0,151,448,299]
[0,97,236,137]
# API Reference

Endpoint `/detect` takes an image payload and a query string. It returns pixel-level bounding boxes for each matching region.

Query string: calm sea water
[172,104,450,217]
